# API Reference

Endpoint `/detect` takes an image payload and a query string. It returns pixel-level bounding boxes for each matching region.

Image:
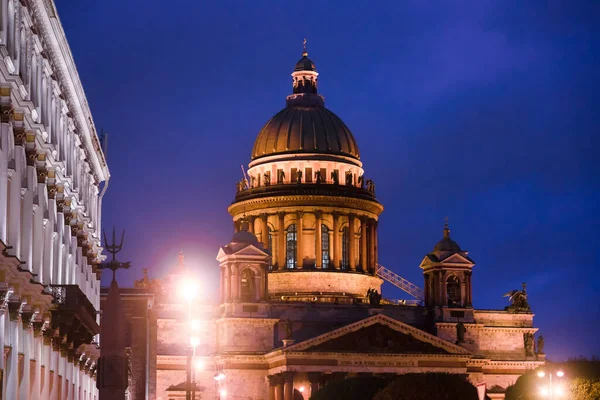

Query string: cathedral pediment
[438,253,474,265]
[284,313,471,355]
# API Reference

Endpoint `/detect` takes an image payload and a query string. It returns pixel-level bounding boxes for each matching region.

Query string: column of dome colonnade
[232,210,380,273]
[228,43,383,301]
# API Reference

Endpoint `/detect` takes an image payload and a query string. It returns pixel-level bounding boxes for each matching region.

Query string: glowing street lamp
[537,369,566,398]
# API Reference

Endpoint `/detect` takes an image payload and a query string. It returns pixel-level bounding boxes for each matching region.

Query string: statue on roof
[503,282,531,313]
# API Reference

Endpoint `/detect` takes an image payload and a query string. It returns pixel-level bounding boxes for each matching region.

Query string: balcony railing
[234,182,378,203]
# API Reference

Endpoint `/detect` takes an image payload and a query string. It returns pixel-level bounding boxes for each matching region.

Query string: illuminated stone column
[276,375,285,400]
[296,212,304,269]
[284,372,294,400]
[441,271,447,306]
[348,214,356,271]
[315,211,322,268]
[332,212,340,269]
[278,212,286,270]
[261,213,269,248]
[360,217,367,272]
[224,265,232,302]
[248,216,255,234]
[267,375,277,400]
[368,220,376,273]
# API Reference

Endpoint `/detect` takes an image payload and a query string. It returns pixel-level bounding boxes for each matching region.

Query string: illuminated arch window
[321,225,330,269]
[447,275,461,307]
[341,226,349,270]
[286,224,297,269]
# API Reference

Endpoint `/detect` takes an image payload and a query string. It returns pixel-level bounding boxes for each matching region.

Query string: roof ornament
[178,249,185,267]
[303,37,308,57]
[444,216,450,239]
[99,227,131,282]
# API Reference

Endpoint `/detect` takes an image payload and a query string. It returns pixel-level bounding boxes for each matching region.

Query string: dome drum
[229,46,383,300]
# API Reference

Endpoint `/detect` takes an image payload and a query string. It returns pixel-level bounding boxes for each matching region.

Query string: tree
[373,373,483,400]
[309,376,392,400]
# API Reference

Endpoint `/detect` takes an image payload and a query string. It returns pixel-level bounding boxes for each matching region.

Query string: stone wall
[268,271,382,297]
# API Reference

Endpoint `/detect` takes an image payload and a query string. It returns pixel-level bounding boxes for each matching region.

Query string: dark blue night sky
[55,0,599,360]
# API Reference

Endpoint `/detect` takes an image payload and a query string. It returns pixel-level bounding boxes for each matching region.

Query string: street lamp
[537,369,565,398]
[180,279,199,400]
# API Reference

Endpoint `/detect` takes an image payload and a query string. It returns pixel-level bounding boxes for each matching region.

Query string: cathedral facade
[0,1,108,399]
[108,48,543,400]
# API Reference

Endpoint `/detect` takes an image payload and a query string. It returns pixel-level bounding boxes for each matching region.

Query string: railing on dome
[376,264,425,302]
[233,182,378,202]
[381,298,422,306]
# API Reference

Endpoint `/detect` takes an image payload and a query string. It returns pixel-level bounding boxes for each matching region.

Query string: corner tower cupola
[419,220,475,313]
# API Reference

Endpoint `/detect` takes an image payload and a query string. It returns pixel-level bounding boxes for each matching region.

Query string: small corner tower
[215,221,276,353]
[419,220,475,321]
[216,221,271,311]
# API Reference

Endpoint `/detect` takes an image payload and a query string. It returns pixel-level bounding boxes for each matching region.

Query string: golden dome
[251,104,360,161]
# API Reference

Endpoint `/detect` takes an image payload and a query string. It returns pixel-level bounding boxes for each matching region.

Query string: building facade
[106,48,544,400]
[0,0,109,399]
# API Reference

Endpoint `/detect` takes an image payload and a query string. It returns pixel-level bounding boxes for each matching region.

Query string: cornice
[229,195,383,218]
[30,0,109,182]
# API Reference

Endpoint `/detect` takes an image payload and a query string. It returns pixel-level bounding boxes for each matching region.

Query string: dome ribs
[251,106,360,161]
[321,108,343,153]
[286,107,300,152]
[272,108,290,154]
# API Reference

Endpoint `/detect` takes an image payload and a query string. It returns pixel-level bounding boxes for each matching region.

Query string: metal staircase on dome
[376,264,424,303]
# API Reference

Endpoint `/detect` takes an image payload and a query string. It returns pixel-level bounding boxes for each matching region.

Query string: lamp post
[537,369,565,399]
[181,282,198,400]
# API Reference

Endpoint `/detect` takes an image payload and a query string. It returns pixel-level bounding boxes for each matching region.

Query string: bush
[373,373,481,400]
[309,376,392,400]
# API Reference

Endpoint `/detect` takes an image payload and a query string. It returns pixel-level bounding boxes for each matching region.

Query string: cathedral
[107,46,544,400]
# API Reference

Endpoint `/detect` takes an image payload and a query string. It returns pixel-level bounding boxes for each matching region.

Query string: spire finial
[444,217,450,239]
[303,37,308,57]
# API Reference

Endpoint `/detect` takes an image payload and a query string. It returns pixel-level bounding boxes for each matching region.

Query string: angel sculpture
[503,283,531,312]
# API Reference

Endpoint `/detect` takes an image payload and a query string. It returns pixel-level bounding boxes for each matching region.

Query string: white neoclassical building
[0,1,109,399]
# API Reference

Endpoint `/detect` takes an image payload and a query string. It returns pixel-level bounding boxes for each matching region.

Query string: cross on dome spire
[444,217,450,239]
[303,37,308,57]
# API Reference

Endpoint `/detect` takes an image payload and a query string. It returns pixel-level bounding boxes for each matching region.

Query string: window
[240,269,256,302]
[341,226,349,270]
[305,168,313,183]
[322,225,330,269]
[447,275,461,307]
[286,224,297,269]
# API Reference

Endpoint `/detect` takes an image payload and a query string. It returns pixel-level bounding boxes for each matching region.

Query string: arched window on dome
[321,225,330,269]
[286,224,297,269]
[446,275,461,307]
[240,268,256,302]
[341,227,349,270]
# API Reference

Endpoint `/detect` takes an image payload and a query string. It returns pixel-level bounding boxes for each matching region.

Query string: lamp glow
[189,319,201,331]
[190,337,200,347]
[537,371,545,378]
[180,281,198,302]
[220,389,227,397]
[540,386,549,397]
[299,386,305,393]
[195,359,204,371]
[556,370,564,378]
[214,371,226,381]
